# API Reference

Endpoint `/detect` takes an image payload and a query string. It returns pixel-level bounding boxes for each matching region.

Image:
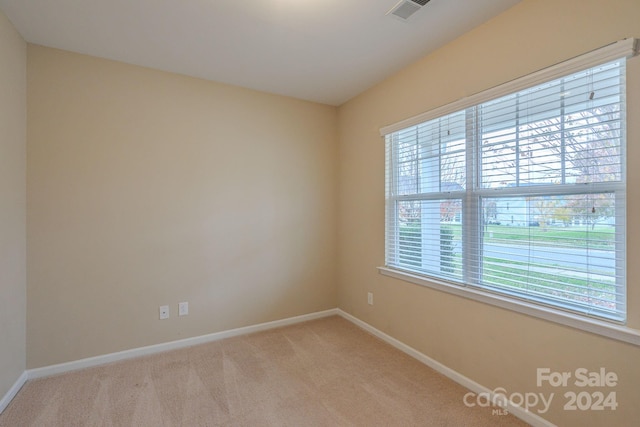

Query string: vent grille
[388,0,431,20]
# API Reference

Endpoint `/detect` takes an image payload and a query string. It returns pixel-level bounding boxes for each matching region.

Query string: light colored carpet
[0,316,529,426]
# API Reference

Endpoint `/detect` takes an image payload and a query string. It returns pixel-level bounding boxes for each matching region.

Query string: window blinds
[384,39,637,322]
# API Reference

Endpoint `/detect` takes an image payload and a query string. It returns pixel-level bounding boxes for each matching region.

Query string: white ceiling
[0,0,521,106]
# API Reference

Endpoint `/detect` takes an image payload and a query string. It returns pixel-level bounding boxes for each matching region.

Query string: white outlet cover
[179,301,188,316]
[159,305,170,320]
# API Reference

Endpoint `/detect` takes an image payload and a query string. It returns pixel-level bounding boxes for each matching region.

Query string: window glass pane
[395,199,463,280]
[564,108,622,183]
[438,111,467,191]
[481,194,622,318]
[406,111,467,194]
[396,127,418,195]
[517,124,564,185]
[385,58,626,322]
[481,132,517,188]
[480,61,624,189]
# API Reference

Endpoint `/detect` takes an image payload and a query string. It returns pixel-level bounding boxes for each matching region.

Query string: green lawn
[397,223,617,309]
[482,257,616,309]
[432,223,615,249]
[483,224,615,249]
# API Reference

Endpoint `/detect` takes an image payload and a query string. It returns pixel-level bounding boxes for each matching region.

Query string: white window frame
[379,39,640,346]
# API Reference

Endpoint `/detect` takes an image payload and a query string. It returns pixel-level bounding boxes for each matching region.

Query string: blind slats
[385,56,628,322]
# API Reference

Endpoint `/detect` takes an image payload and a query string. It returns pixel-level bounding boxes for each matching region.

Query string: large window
[383,40,637,323]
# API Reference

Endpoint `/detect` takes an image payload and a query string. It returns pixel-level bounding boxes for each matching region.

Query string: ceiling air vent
[387,0,431,20]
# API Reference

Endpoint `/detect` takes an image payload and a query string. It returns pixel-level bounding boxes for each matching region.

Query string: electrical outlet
[367,292,373,306]
[159,305,169,320]
[179,301,189,316]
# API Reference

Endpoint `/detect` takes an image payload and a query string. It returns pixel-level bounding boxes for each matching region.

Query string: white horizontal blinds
[475,60,626,320]
[478,194,625,319]
[380,39,637,137]
[479,61,625,189]
[388,199,463,280]
[384,40,633,322]
[385,133,397,266]
[393,112,467,196]
[385,111,465,281]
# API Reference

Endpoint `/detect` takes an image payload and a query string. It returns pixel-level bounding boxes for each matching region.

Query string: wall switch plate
[367,292,373,306]
[178,301,188,316]
[159,305,169,320]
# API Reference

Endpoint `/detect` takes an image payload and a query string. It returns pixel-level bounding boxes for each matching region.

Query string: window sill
[378,266,640,347]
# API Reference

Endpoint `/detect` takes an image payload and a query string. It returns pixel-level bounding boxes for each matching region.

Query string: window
[383,40,637,324]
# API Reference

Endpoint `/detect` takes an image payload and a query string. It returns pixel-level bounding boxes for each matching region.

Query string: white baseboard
[0,371,27,414]
[28,308,338,380]
[16,307,554,426]
[336,309,556,427]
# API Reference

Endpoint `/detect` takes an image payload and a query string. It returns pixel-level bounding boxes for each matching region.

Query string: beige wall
[0,11,26,399]
[14,1,640,425]
[27,46,338,368]
[337,0,640,425]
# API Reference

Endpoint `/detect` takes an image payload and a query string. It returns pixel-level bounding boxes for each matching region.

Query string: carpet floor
[0,316,529,426]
